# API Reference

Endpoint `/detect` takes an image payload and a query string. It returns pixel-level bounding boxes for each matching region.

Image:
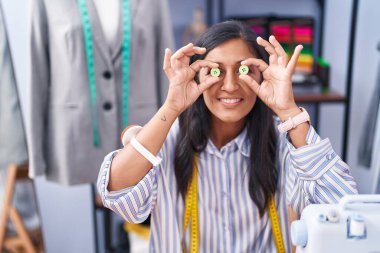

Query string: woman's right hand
[163,43,220,114]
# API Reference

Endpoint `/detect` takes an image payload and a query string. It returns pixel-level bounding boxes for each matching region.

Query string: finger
[257,37,278,64]
[239,74,261,95]
[182,47,207,57]
[199,66,209,79]
[189,60,219,73]
[171,44,206,60]
[269,35,288,67]
[193,46,207,54]
[286,45,303,74]
[163,48,173,76]
[170,43,193,67]
[171,44,207,67]
[269,54,278,65]
[171,43,193,58]
[241,58,268,72]
[183,47,208,65]
[198,76,220,93]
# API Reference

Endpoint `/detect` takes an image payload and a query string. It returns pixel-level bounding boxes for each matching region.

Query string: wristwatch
[277,107,310,133]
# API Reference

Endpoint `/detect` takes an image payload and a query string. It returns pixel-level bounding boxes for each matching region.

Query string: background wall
[170,0,320,49]
[319,0,353,158]
[343,0,380,193]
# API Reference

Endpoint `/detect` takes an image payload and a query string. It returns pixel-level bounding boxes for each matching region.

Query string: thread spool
[348,214,365,238]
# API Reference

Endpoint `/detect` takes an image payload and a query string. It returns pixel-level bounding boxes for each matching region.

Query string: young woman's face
[200,38,261,125]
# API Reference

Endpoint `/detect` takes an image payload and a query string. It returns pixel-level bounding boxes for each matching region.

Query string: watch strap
[277,107,310,133]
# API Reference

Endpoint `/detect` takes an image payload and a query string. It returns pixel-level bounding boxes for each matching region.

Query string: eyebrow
[209,60,247,66]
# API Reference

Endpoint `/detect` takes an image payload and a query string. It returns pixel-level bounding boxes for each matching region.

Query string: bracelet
[130,137,162,166]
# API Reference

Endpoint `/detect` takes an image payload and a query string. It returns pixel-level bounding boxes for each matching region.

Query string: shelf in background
[295,90,345,103]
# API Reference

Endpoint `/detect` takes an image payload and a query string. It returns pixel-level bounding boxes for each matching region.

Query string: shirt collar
[205,126,251,158]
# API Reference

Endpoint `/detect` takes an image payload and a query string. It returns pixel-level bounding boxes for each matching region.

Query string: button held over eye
[239,65,249,75]
[210,68,220,77]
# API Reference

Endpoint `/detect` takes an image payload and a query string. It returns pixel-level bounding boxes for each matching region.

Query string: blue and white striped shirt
[97,120,357,252]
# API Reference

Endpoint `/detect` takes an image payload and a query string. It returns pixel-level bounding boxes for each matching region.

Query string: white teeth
[220,98,241,104]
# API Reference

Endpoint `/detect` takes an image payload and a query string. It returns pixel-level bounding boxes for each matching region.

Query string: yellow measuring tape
[183,153,285,253]
[268,195,286,253]
[183,154,199,253]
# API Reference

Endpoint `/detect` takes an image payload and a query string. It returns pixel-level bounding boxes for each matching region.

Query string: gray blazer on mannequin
[28,0,174,185]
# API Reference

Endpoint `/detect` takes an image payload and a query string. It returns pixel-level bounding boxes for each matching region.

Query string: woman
[98,21,357,252]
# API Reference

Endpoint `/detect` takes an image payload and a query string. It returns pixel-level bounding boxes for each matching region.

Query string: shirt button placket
[222,157,231,252]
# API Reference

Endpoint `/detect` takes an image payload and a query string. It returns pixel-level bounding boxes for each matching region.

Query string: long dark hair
[174,20,278,216]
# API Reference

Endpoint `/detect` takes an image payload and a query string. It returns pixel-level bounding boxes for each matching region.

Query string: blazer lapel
[112,0,140,60]
[86,0,112,66]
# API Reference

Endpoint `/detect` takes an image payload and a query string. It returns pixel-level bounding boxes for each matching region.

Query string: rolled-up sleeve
[97,150,161,223]
[282,125,358,215]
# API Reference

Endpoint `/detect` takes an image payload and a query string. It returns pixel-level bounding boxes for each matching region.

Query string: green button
[239,65,249,75]
[210,68,220,77]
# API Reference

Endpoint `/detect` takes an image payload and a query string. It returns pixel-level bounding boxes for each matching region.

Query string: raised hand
[163,43,220,114]
[239,36,303,120]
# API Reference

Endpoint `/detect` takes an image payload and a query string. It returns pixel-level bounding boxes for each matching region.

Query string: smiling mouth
[218,98,243,105]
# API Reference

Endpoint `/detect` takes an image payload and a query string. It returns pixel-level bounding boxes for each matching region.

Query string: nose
[221,70,239,92]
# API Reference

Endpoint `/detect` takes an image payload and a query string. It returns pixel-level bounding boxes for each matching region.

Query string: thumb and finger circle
[191,60,220,93]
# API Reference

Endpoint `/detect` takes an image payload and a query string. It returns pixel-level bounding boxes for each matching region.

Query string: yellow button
[239,65,249,75]
[210,68,220,77]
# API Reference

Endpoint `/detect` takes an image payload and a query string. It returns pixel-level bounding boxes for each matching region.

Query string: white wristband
[121,125,142,146]
[130,137,162,166]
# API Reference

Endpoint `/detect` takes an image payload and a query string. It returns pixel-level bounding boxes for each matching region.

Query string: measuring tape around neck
[77,0,131,146]
[182,153,285,253]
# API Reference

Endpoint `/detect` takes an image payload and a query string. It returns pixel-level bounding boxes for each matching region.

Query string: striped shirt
[97,120,357,252]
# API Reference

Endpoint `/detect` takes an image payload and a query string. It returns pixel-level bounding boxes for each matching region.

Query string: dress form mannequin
[182,7,207,45]
[29,0,174,250]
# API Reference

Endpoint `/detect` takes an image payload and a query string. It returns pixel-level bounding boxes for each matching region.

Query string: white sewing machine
[291,195,380,253]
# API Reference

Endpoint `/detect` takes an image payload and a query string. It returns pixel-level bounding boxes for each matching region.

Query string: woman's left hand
[239,35,303,120]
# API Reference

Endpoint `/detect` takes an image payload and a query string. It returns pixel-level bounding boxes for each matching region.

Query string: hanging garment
[0,3,39,232]
[358,47,380,168]
[0,4,28,172]
[372,103,380,193]
[28,0,174,185]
